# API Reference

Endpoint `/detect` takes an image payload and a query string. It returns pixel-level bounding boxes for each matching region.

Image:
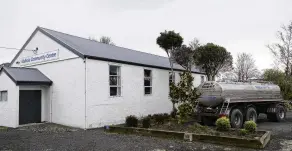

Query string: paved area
[0,113,292,151]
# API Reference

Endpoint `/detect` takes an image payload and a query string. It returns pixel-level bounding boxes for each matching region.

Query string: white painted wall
[85,59,205,128]
[0,72,19,128]
[33,58,85,128]
[11,31,78,67]
[11,30,86,128]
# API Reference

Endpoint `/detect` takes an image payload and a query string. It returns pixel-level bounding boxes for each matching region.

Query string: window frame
[109,65,121,97]
[144,69,152,95]
[0,91,8,102]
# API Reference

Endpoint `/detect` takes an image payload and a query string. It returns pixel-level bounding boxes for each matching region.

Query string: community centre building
[0,27,206,129]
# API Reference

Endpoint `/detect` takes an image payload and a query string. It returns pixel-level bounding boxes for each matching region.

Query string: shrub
[284,100,292,111]
[215,117,231,131]
[125,115,138,127]
[142,117,151,128]
[177,103,193,124]
[244,121,257,133]
[238,129,248,136]
[152,113,169,124]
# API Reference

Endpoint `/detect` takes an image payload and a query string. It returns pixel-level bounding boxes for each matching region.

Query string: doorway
[19,90,42,125]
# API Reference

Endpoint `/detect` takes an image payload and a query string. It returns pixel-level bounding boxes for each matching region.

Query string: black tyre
[245,107,258,123]
[230,108,244,128]
[268,106,286,122]
[201,116,215,126]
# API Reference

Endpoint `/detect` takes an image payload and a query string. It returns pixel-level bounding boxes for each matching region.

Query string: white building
[0,27,205,129]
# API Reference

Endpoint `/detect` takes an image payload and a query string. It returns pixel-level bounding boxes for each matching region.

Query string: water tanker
[195,81,286,128]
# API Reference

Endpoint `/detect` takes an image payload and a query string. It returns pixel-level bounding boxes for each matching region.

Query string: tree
[263,69,285,83]
[169,71,200,123]
[89,37,98,41]
[195,43,233,81]
[89,36,115,45]
[234,53,259,81]
[172,45,195,71]
[172,38,201,72]
[263,69,292,99]
[99,36,115,45]
[267,21,292,76]
[216,71,238,82]
[189,38,200,50]
[156,30,183,78]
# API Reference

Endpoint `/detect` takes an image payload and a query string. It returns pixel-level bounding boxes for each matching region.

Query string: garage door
[19,90,41,125]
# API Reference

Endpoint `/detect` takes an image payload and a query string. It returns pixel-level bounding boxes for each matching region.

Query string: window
[0,91,7,101]
[109,65,121,96]
[144,69,152,95]
[201,76,205,84]
[169,72,175,86]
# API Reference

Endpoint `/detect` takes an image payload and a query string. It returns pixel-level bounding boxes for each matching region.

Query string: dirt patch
[149,119,264,139]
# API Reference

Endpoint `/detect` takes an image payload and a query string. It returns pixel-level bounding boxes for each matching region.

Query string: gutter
[85,55,206,75]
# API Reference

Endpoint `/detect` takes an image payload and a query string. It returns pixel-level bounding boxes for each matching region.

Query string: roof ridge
[39,27,170,60]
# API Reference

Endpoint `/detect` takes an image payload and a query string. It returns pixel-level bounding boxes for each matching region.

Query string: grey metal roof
[37,27,204,74]
[1,67,52,86]
[10,27,204,74]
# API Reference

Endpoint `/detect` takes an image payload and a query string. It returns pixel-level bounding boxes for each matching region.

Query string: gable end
[10,27,85,66]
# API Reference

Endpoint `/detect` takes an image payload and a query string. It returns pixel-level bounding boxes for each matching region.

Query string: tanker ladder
[219,98,230,116]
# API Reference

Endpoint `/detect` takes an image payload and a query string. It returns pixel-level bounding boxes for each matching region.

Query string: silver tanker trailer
[196,81,286,128]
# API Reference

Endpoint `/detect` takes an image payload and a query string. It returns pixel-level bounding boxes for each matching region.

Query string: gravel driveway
[0,113,292,151]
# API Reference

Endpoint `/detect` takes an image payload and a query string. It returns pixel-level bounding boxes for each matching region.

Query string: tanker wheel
[245,107,258,123]
[201,116,215,126]
[230,108,243,128]
[267,106,286,122]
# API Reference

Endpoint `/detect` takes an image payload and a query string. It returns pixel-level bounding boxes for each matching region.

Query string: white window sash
[109,65,121,97]
[144,69,152,95]
[109,75,121,86]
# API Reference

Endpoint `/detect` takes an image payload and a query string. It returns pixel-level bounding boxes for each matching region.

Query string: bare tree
[89,37,98,41]
[189,38,200,50]
[267,21,292,76]
[89,36,115,45]
[234,53,259,81]
[99,36,115,45]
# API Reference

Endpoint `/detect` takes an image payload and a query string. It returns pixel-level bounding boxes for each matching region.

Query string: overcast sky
[1,0,292,70]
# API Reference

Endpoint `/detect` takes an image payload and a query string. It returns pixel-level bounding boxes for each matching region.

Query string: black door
[19,90,41,125]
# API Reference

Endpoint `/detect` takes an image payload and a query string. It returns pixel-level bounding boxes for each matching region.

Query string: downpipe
[84,58,87,130]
